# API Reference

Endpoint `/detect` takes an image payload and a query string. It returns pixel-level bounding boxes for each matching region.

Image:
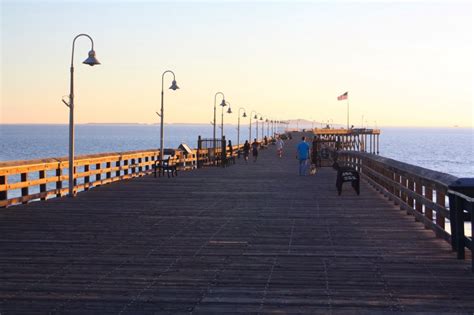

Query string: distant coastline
[1,123,472,129]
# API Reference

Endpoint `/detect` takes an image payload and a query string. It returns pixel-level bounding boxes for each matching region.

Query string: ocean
[0,124,473,178]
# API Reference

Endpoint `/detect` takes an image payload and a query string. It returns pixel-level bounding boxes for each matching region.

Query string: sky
[1,0,472,128]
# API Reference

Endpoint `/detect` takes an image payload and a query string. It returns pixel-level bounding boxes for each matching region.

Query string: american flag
[337,92,348,101]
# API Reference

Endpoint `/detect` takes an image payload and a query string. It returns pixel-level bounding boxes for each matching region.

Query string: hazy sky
[1,0,472,127]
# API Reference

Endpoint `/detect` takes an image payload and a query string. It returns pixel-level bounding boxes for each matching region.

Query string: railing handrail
[338,150,473,271]
[0,137,268,208]
[341,150,458,187]
[0,148,160,170]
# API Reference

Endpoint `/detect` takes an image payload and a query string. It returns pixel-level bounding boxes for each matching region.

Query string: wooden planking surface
[0,135,473,314]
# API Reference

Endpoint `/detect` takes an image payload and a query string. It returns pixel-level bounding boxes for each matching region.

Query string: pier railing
[339,151,473,268]
[0,142,250,208]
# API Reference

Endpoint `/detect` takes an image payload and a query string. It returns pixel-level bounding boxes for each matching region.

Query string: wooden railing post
[425,186,433,223]
[21,172,28,204]
[400,176,408,211]
[39,170,46,200]
[124,160,129,175]
[138,158,143,173]
[408,179,415,210]
[116,160,121,177]
[447,179,474,270]
[131,158,136,175]
[106,162,111,179]
[56,167,62,197]
[436,189,446,230]
[96,163,101,182]
[415,180,423,216]
[84,164,90,191]
[0,175,7,206]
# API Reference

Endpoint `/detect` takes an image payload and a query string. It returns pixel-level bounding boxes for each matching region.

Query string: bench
[334,163,360,195]
[154,156,178,178]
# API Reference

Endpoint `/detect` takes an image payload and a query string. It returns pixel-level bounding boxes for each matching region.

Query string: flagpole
[346,97,349,130]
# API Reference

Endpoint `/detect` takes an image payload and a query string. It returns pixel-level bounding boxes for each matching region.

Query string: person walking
[297,136,310,175]
[243,140,250,164]
[276,137,284,158]
[251,138,259,162]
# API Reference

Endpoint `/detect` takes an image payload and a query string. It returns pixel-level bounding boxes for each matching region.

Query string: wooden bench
[154,156,178,178]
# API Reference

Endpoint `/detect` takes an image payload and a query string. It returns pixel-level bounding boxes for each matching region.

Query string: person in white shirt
[276,137,284,158]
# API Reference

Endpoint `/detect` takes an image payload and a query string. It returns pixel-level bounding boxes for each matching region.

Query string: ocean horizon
[1,124,473,178]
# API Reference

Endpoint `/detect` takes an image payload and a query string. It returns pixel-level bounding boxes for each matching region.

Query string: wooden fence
[338,151,473,269]
[0,143,246,208]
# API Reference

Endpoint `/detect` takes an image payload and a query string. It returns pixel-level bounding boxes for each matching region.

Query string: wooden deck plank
[0,136,473,314]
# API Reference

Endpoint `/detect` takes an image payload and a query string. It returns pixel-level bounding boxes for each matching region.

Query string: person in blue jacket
[297,136,310,175]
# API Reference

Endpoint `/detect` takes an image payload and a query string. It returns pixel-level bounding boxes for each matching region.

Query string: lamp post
[265,118,270,138]
[261,116,267,139]
[220,101,230,139]
[64,33,100,197]
[256,113,262,141]
[213,92,226,145]
[237,107,247,149]
[249,110,257,142]
[159,70,179,168]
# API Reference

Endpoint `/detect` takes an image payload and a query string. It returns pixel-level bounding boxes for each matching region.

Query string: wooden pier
[0,135,473,314]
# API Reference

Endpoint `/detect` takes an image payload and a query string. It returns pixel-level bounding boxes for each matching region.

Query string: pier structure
[313,128,381,154]
[0,132,473,313]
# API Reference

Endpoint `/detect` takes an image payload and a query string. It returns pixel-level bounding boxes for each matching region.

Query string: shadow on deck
[0,136,473,314]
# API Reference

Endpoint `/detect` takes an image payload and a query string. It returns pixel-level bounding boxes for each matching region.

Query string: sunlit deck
[0,136,473,314]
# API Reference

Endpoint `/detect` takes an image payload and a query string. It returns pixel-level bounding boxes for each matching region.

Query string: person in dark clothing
[243,140,250,163]
[251,138,259,162]
[228,140,234,165]
[228,140,233,156]
[311,135,319,167]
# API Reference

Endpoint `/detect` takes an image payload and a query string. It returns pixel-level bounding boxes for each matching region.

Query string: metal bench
[154,150,178,178]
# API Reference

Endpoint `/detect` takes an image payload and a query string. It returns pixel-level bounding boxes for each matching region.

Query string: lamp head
[260,117,263,121]
[243,112,247,118]
[83,50,100,66]
[254,114,257,119]
[265,119,268,122]
[220,99,226,107]
[227,107,232,114]
[169,80,179,90]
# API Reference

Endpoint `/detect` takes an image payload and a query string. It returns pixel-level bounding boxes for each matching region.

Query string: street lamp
[265,118,270,138]
[64,33,100,197]
[213,92,226,142]
[220,101,229,139]
[255,113,262,141]
[237,107,246,149]
[249,110,257,142]
[260,116,264,140]
[159,70,179,168]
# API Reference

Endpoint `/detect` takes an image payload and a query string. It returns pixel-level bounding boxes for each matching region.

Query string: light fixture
[82,50,100,66]
[169,80,179,90]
